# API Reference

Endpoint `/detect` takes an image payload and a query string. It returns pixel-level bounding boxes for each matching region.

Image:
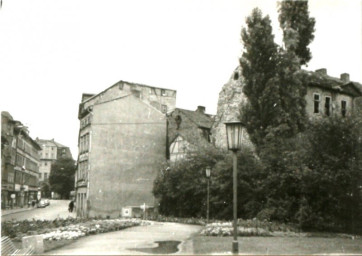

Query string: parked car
[44,199,50,206]
[37,199,47,208]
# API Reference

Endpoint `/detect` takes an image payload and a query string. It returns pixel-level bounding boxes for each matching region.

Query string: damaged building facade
[211,66,362,149]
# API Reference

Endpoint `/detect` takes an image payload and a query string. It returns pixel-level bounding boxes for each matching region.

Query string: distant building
[167,106,214,162]
[76,80,176,218]
[35,138,73,182]
[1,111,41,209]
[212,67,362,150]
[304,69,362,118]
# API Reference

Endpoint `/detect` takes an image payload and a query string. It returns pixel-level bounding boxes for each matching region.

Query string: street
[48,222,202,255]
[1,199,75,222]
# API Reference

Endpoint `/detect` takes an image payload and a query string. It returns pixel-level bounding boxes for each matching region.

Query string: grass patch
[193,235,362,255]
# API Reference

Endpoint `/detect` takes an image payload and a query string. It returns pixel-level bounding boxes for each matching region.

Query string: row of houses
[74,67,362,218]
[1,112,72,209]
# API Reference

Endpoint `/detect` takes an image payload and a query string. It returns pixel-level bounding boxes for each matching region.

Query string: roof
[302,70,362,97]
[172,108,214,129]
[81,79,177,104]
[36,138,67,148]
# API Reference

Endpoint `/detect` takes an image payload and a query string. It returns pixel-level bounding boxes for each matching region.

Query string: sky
[0,0,361,158]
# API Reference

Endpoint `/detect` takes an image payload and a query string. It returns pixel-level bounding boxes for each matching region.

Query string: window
[233,72,239,80]
[325,96,331,116]
[341,100,347,117]
[175,115,182,129]
[8,172,14,183]
[44,173,48,180]
[45,162,47,166]
[39,173,41,178]
[161,89,166,96]
[161,105,167,113]
[313,93,320,113]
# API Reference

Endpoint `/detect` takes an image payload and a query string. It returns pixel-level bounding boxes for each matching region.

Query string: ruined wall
[211,66,252,150]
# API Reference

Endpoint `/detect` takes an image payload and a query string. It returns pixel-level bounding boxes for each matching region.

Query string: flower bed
[2,217,148,244]
[40,219,146,241]
[201,222,271,237]
[200,219,300,237]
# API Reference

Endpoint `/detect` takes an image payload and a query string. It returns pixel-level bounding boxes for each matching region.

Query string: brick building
[76,80,176,218]
[1,112,41,209]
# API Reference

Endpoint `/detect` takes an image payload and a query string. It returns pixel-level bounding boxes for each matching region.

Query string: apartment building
[76,80,176,218]
[35,138,73,183]
[1,112,41,208]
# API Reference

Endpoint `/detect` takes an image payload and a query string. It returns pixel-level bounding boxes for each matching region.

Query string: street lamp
[205,166,211,224]
[225,121,245,255]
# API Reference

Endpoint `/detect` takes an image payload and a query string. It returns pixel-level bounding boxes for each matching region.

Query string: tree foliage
[153,145,264,220]
[240,8,308,150]
[49,158,76,199]
[257,116,362,233]
[278,0,315,65]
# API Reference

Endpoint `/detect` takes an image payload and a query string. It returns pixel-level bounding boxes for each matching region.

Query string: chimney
[196,106,205,114]
[340,73,350,83]
[315,68,327,75]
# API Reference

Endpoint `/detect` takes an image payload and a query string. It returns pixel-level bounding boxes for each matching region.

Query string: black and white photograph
[1,0,361,255]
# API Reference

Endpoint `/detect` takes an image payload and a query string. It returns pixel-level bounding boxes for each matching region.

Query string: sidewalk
[1,206,34,217]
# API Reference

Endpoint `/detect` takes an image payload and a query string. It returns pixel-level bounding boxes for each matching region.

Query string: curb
[1,208,33,217]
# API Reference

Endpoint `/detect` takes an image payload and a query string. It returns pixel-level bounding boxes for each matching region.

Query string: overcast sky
[0,0,361,158]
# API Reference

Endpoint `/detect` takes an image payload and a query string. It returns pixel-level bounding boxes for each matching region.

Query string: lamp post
[205,166,211,223]
[225,121,245,255]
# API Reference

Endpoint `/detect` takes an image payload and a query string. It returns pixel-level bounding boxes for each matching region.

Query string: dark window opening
[233,72,239,80]
[341,100,347,117]
[325,97,331,116]
[314,94,320,113]
[175,115,182,129]
[161,89,166,96]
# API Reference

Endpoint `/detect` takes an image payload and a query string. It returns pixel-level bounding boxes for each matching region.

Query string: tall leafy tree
[240,7,308,150]
[239,8,279,148]
[49,158,76,199]
[278,0,315,65]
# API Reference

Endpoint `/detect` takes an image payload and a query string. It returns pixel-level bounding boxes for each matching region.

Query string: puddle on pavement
[128,240,181,254]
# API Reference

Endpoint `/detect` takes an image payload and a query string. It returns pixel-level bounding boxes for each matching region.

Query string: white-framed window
[161,89,166,96]
[313,93,320,113]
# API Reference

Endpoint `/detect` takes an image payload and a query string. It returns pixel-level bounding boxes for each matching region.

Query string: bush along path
[2,217,150,252]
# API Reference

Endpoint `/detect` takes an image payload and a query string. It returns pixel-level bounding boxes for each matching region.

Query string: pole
[232,150,238,254]
[207,178,210,223]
